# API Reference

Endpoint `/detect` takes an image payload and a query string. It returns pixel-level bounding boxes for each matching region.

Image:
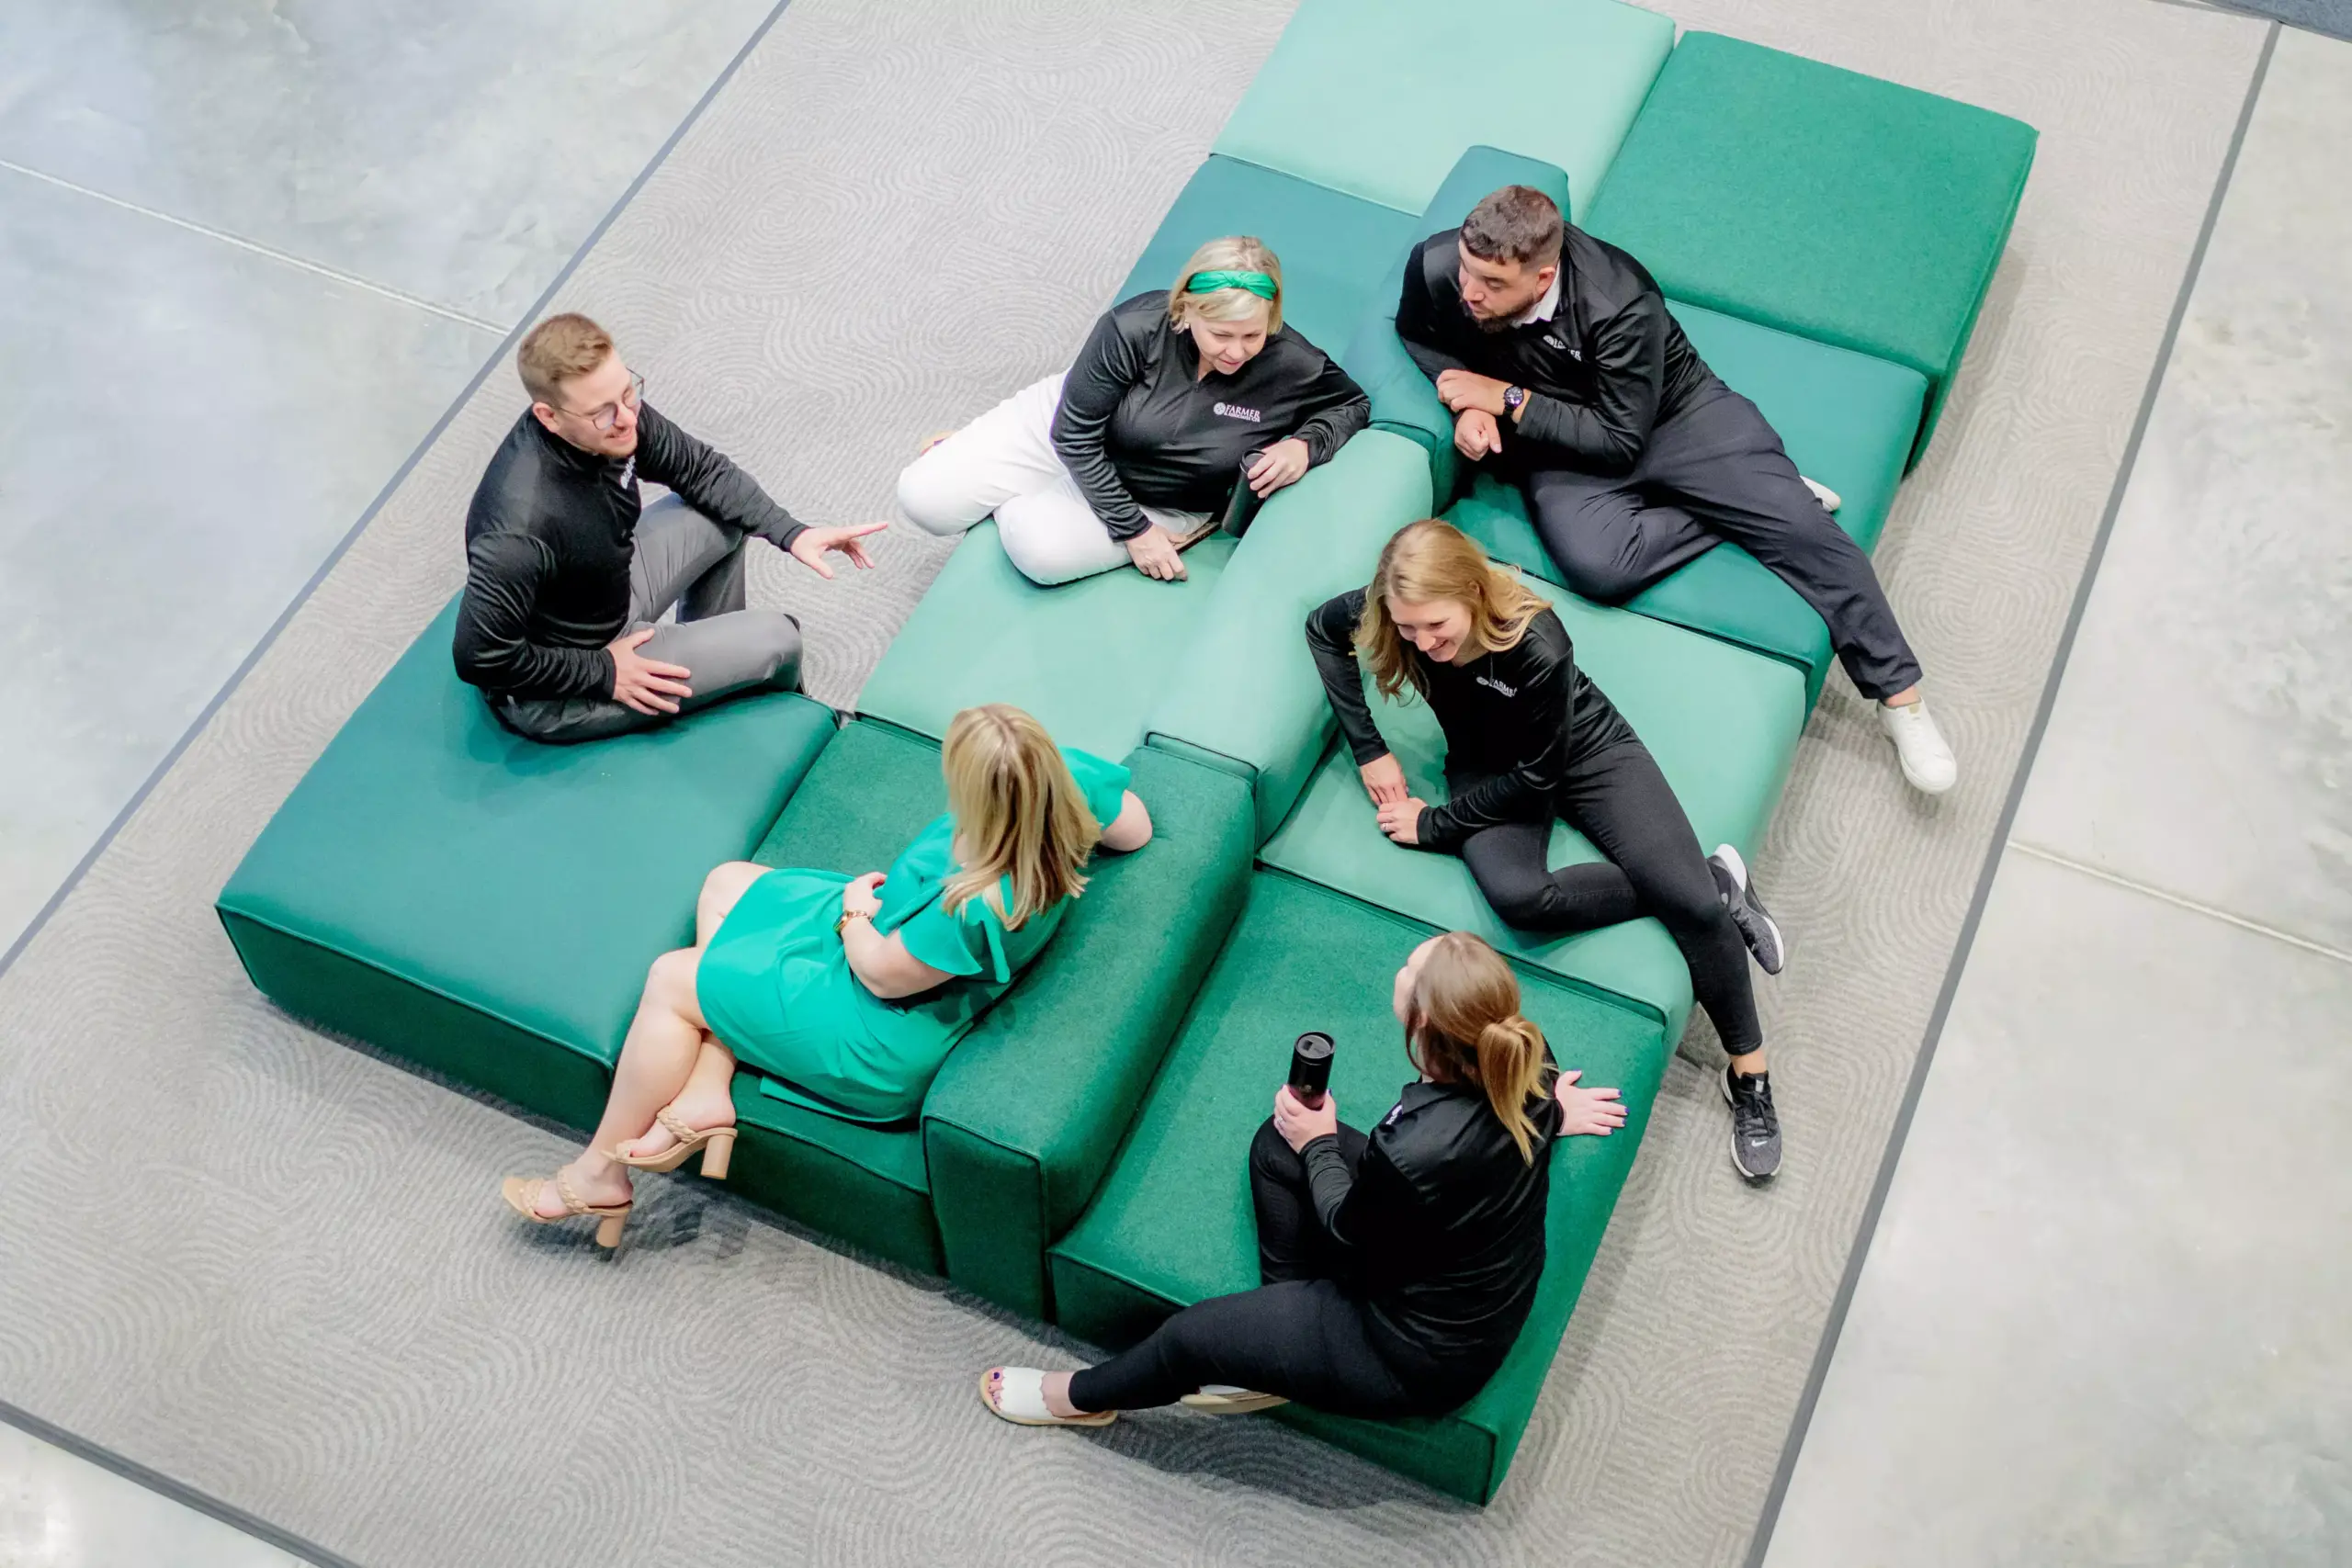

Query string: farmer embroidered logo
[1476,674,1520,697]
[1212,401,1263,422]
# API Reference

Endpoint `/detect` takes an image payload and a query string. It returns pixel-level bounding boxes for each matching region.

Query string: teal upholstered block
[1214,0,1674,218]
[1345,145,1579,510]
[1115,154,1419,361]
[217,596,836,1131]
[1585,32,2036,461]
[854,521,1237,764]
[1448,302,1928,700]
[1144,429,1433,842]
[1050,872,1667,1503]
[1259,581,1807,1038]
[748,721,1257,1314]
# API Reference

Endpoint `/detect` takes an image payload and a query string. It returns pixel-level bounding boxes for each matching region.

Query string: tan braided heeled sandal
[502,1171,631,1248]
[610,1107,736,1179]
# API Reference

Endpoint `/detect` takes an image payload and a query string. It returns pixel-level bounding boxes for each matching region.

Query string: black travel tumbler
[1287,1031,1335,1110]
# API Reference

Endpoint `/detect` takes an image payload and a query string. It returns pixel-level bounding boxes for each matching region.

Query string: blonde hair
[1353,520,1550,701]
[1169,236,1284,337]
[517,312,616,407]
[939,705,1103,928]
[1405,933,1555,1163]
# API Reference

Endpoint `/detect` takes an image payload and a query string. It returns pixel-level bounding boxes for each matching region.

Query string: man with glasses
[453,311,885,742]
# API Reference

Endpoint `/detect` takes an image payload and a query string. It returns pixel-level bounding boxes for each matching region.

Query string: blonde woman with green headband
[898,236,1370,585]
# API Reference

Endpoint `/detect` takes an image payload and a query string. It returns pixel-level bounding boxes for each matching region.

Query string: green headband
[1184,269,1277,300]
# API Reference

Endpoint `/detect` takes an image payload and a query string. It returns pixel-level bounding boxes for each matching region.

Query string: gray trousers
[494,496,803,744]
[1522,381,1922,700]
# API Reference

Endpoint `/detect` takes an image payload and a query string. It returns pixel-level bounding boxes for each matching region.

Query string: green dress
[695,748,1132,1124]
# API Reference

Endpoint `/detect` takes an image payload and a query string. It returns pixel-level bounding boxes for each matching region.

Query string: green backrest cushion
[1345,145,1577,510]
[219,595,837,1077]
[1143,429,1433,841]
[1585,32,2036,460]
[854,522,1237,763]
[1214,0,1674,218]
[1049,872,1667,1503]
[1259,580,1807,1039]
[1448,301,1928,700]
[1115,154,1421,363]
[752,720,1257,1316]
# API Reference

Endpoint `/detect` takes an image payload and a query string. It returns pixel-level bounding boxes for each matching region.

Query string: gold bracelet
[835,908,869,935]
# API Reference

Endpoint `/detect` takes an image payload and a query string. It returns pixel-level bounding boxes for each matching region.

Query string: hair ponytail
[1404,932,1556,1164]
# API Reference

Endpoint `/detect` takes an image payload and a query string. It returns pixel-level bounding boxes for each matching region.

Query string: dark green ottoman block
[1447,302,1927,701]
[216,597,837,1132]
[1050,872,1666,1503]
[1261,580,1807,1042]
[1213,0,1673,220]
[1585,32,2036,462]
[855,522,1238,766]
[1115,153,1420,360]
[750,721,1257,1314]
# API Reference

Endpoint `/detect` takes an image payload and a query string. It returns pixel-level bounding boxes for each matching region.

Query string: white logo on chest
[1211,401,1262,423]
[1476,673,1520,698]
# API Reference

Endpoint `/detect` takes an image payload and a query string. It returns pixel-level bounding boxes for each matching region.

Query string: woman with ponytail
[1306,519,1790,1180]
[895,235,1369,586]
[980,932,1627,1429]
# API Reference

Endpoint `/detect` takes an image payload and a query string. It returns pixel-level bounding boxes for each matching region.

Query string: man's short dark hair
[1460,186,1564,268]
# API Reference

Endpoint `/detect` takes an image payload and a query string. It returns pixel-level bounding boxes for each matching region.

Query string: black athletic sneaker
[1721,1066,1783,1180]
[1707,843,1785,976]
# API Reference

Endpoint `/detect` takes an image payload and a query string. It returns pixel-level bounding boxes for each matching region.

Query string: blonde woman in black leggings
[1307,519,1789,1179]
[979,931,1625,1427]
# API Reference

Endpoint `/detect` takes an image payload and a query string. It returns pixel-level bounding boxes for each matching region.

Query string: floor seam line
[0,157,507,333]
[2006,840,2352,966]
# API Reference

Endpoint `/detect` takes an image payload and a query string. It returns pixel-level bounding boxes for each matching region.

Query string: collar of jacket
[530,410,626,479]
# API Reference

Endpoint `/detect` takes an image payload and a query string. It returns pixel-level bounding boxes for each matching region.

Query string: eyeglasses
[558,370,644,433]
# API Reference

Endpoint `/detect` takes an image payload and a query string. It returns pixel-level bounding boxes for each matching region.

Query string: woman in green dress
[503,703,1150,1247]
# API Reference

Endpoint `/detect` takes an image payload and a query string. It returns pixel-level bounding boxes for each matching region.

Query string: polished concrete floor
[1762,22,2352,1568]
[4,7,2348,1568]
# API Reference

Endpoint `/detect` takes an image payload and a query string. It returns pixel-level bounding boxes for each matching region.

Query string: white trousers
[896,372,1208,586]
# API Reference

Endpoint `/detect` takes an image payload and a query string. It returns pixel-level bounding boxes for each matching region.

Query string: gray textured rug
[0,1,2270,1564]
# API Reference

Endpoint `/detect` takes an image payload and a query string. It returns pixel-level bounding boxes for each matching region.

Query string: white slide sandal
[979,1367,1117,1427]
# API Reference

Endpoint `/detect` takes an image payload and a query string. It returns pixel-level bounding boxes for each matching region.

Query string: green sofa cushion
[1049,872,1667,1504]
[1213,0,1674,218]
[216,596,837,1131]
[749,721,1258,1314]
[1585,32,2036,462]
[1447,301,1928,701]
[1114,153,1420,361]
[1259,581,1807,1039]
[1143,429,1433,842]
[854,521,1237,764]
[1346,145,1578,512]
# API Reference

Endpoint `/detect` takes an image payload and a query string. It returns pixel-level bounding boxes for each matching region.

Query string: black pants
[1453,738,1761,1055]
[1522,380,1920,701]
[1068,1123,1482,1418]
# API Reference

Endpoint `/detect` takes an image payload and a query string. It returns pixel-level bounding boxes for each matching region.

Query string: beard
[1473,310,1520,335]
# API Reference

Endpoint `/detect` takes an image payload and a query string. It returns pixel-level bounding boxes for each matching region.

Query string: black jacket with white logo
[1306,588,1634,852]
[452,406,806,700]
[1301,1077,1564,1371]
[1053,290,1369,539]
[1396,224,1716,476]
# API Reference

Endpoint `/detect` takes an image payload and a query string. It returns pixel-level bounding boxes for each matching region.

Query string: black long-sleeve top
[1052,290,1370,540]
[1395,225,1715,476]
[452,406,808,699]
[1301,1078,1563,1367]
[1306,588,1634,852]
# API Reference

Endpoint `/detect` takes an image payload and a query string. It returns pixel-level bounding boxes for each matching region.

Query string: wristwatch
[1502,385,1528,415]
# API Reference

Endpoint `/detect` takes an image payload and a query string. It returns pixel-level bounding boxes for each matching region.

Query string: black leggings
[1068,1123,1483,1417]
[1453,738,1761,1055]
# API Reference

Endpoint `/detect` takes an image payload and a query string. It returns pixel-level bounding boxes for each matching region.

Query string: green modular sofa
[220,0,2035,1510]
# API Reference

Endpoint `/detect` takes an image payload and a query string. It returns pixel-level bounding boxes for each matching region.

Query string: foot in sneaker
[1802,476,1842,513]
[1880,697,1957,795]
[1721,1066,1782,1180]
[1707,844,1785,976]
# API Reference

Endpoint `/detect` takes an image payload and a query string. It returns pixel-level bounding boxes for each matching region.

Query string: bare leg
[696,861,767,947]
[614,1034,739,1162]
[528,947,707,1218]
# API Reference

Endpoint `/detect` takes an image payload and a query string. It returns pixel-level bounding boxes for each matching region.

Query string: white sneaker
[1880,698,1957,795]
[1802,476,1842,513]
